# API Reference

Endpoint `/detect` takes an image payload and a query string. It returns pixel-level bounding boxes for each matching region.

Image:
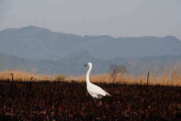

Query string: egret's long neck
[86,65,92,84]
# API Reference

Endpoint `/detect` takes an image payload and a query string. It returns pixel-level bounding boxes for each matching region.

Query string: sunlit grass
[0,70,181,86]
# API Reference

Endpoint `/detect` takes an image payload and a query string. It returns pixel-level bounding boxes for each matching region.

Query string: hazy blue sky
[0,0,181,38]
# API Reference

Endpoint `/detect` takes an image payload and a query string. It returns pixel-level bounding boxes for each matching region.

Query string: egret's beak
[84,64,88,67]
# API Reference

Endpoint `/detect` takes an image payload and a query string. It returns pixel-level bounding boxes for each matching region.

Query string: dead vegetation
[68,72,181,86]
[0,70,54,81]
[0,70,181,86]
[0,81,180,121]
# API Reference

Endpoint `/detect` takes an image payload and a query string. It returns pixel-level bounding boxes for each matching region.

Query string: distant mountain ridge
[0,26,181,60]
[0,26,181,75]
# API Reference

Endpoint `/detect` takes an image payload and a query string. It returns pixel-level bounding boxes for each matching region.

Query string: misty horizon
[0,0,181,75]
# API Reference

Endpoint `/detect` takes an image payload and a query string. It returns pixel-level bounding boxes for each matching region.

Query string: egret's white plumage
[85,62,111,99]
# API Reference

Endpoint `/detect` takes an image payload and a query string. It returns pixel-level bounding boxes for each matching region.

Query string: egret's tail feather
[106,92,112,97]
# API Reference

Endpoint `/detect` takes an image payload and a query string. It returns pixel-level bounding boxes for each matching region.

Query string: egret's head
[84,62,92,68]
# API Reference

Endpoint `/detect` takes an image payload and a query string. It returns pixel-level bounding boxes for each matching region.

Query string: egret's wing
[89,83,111,96]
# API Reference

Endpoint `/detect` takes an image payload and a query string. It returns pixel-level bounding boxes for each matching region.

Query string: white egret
[84,62,111,99]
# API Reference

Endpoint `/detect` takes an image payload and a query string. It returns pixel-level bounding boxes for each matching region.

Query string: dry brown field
[0,70,181,86]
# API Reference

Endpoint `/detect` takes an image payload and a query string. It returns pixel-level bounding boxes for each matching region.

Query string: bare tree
[110,64,128,83]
